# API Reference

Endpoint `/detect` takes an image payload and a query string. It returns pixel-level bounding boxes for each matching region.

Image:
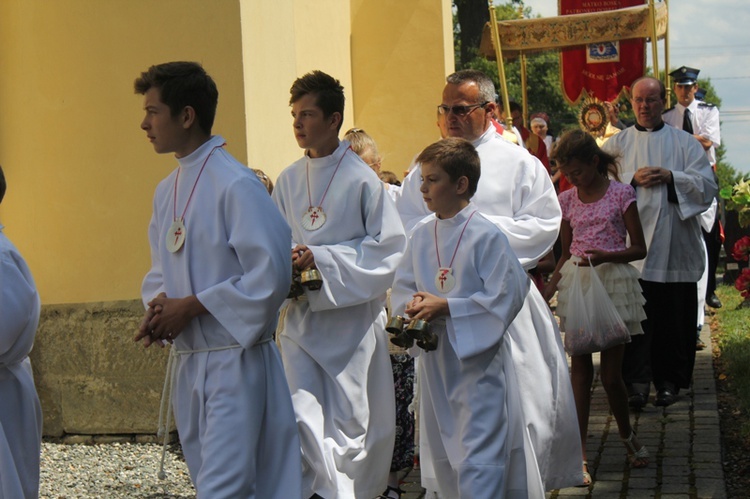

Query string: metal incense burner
[406,319,438,351]
[386,316,437,351]
[300,268,323,290]
[386,315,414,348]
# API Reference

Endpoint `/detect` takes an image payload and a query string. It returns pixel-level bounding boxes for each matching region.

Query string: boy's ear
[329,112,342,131]
[181,106,197,130]
[456,176,470,196]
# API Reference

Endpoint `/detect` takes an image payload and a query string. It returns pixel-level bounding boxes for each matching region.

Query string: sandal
[576,461,592,487]
[622,431,649,468]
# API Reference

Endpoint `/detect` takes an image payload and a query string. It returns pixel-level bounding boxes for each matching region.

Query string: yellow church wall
[350,0,455,176]
[239,0,355,177]
[240,0,453,181]
[0,0,248,305]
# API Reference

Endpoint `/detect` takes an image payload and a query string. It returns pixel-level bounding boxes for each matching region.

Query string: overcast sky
[527,0,750,174]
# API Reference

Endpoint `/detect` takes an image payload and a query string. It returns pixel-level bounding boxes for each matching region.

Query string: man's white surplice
[0,227,42,499]
[396,126,561,270]
[142,135,301,498]
[601,125,717,282]
[273,140,407,499]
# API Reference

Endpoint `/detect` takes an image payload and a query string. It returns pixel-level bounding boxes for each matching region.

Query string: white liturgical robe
[396,126,561,270]
[0,226,42,499]
[142,135,301,498]
[601,124,717,282]
[273,140,407,499]
[391,205,582,496]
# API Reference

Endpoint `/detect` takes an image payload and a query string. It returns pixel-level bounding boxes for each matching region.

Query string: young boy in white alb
[391,138,549,498]
[134,61,301,498]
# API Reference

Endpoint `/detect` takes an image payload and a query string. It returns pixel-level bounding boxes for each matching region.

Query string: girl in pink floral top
[545,129,649,486]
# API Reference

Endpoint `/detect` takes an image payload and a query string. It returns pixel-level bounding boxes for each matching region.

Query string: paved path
[396,323,726,498]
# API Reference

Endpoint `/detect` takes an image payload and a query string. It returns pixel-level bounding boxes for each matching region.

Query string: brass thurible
[405,319,438,351]
[386,315,414,348]
[386,316,436,351]
[300,268,323,290]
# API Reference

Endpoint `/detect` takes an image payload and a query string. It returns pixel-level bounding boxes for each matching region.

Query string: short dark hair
[134,61,218,135]
[549,129,621,181]
[289,71,345,131]
[0,165,5,204]
[417,138,481,197]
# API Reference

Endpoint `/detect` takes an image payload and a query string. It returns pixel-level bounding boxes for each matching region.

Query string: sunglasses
[436,102,489,117]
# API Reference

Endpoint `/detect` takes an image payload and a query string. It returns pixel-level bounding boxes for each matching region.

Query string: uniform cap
[669,66,700,85]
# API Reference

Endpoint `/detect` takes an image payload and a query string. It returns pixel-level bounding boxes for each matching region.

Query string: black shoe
[628,392,647,410]
[696,339,707,351]
[706,293,722,309]
[654,389,677,407]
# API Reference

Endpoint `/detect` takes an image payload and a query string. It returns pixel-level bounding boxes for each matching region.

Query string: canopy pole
[664,0,671,108]
[520,53,528,129]
[488,2,513,131]
[648,0,659,80]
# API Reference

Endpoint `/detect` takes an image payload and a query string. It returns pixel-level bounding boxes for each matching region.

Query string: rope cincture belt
[156,338,273,480]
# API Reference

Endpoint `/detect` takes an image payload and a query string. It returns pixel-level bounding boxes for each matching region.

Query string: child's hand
[583,249,609,267]
[542,282,557,303]
[292,244,316,271]
[405,292,449,322]
[406,294,424,311]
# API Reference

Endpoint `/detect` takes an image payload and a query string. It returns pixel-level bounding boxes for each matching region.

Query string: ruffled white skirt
[556,257,646,336]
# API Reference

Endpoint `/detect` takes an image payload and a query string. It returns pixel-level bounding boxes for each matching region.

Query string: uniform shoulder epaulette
[698,101,716,108]
[662,105,676,114]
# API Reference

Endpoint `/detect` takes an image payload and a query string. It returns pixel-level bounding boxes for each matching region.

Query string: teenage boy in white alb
[272,70,407,499]
[135,61,301,498]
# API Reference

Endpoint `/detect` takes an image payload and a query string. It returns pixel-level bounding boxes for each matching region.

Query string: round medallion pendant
[435,267,456,293]
[166,219,186,253]
[301,206,327,231]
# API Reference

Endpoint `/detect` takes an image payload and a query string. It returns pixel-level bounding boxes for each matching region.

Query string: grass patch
[713,284,750,434]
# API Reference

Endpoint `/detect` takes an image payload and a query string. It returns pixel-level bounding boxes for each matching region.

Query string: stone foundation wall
[30,300,171,437]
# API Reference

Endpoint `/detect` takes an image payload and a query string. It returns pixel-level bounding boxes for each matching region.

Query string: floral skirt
[557,257,646,336]
[389,353,415,471]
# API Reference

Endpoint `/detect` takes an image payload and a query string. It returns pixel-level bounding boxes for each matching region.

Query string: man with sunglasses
[395,69,583,492]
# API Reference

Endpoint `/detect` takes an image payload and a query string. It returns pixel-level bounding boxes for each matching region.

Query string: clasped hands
[135,293,201,348]
[633,166,671,188]
[405,292,449,323]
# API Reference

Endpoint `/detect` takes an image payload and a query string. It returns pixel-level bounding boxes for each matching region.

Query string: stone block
[60,377,165,434]
[29,300,173,436]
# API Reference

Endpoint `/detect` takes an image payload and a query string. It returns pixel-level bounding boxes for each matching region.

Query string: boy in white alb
[0,165,43,499]
[134,62,301,498]
[272,70,407,499]
[391,138,547,498]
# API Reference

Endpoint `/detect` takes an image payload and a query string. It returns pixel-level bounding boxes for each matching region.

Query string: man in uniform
[602,76,717,408]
